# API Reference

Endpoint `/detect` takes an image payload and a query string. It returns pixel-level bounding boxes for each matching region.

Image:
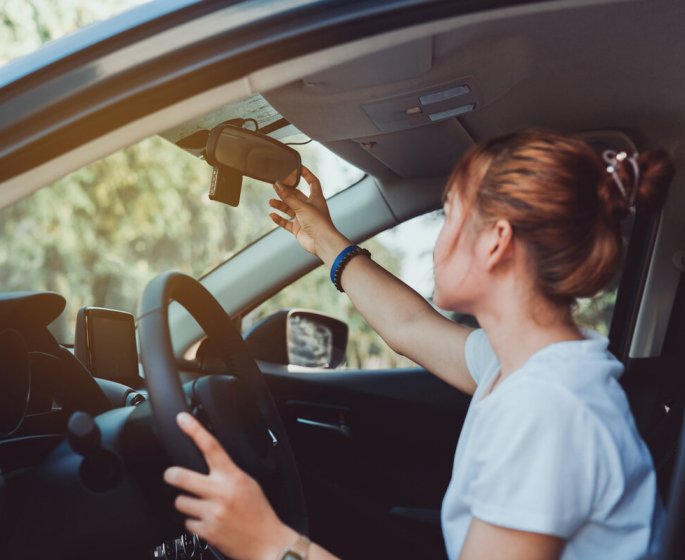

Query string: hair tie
[602,149,640,211]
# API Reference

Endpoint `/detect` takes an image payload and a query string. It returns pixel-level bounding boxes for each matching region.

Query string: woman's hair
[446,129,674,304]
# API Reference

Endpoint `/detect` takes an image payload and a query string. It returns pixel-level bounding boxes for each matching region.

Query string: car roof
[0,0,574,203]
[264,0,684,180]
[4,0,682,194]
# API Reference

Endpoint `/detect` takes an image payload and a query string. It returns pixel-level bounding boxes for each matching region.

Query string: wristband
[330,245,371,292]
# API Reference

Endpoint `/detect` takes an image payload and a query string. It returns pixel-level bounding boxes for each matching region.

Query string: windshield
[0,131,363,343]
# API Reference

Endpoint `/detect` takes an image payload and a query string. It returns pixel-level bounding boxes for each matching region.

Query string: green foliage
[0,125,413,369]
[574,290,617,336]
[0,136,278,341]
[0,0,145,64]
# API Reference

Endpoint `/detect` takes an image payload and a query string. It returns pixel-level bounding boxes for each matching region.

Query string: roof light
[420,85,470,105]
[428,104,475,121]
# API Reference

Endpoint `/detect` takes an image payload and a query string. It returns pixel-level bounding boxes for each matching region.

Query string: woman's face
[433,189,488,313]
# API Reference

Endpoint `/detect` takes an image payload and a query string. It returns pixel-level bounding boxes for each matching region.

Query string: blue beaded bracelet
[330,245,372,292]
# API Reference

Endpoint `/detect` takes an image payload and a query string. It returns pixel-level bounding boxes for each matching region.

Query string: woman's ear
[485,219,513,271]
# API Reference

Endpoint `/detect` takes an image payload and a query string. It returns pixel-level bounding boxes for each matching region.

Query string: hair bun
[598,148,674,221]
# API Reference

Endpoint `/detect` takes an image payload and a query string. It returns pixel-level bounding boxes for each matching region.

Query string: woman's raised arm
[269,167,476,396]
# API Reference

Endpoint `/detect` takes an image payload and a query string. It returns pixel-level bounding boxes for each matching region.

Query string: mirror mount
[204,119,246,207]
[208,163,243,207]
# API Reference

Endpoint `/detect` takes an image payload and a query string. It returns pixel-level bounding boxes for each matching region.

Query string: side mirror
[204,122,301,207]
[244,309,348,369]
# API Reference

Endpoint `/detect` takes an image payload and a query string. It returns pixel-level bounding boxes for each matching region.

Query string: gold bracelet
[279,534,310,560]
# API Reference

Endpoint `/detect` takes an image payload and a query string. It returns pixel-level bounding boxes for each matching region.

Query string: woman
[164,130,674,559]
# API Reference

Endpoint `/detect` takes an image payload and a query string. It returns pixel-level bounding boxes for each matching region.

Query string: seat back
[621,357,685,502]
[658,406,685,559]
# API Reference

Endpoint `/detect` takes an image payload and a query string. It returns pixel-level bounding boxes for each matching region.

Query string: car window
[0,0,148,66]
[277,132,365,198]
[574,287,618,336]
[0,133,362,344]
[242,211,443,370]
[243,210,621,370]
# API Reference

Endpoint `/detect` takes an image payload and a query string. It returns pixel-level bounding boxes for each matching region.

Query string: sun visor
[0,292,66,328]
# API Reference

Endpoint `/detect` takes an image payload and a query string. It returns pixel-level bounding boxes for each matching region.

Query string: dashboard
[0,292,114,471]
[0,291,215,560]
[0,328,30,436]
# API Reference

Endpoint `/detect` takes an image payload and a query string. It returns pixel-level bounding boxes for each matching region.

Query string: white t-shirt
[441,329,664,559]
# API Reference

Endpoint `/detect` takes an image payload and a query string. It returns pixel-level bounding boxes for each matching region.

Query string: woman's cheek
[433,220,454,268]
[433,217,467,295]
[433,282,449,310]
[433,259,457,310]
[434,242,480,312]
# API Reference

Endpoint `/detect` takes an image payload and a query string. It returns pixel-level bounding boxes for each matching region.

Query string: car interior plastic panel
[629,176,685,358]
[656,271,685,559]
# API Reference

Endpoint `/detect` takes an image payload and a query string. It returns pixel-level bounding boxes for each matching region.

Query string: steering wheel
[137,271,308,536]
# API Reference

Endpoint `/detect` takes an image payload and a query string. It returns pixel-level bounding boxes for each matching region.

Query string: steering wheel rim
[138,271,307,533]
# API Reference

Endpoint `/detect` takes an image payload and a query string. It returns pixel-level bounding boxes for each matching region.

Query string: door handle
[295,417,352,438]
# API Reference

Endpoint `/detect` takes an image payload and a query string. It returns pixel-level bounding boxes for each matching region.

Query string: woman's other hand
[163,412,297,560]
[269,166,349,264]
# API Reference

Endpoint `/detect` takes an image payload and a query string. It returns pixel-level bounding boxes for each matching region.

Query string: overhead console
[361,79,476,133]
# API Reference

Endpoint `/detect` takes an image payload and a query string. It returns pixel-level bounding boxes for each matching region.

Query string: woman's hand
[164,412,298,560]
[269,166,348,264]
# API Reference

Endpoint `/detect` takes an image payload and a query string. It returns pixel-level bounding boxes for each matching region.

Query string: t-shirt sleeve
[465,379,615,538]
[464,328,499,385]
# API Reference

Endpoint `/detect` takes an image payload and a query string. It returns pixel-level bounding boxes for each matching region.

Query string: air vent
[126,392,146,407]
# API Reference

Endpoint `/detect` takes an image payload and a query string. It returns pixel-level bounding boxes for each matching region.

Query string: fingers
[175,494,205,519]
[164,466,213,497]
[269,213,294,233]
[184,519,205,539]
[281,168,299,188]
[301,165,320,186]
[268,198,295,219]
[273,182,307,206]
[301,165,323,196]
[177,412,235,471]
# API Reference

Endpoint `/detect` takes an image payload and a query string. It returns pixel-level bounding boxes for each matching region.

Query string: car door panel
[261,365,471,559]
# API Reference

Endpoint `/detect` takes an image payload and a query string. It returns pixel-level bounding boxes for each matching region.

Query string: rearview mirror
[204,122,301,207]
